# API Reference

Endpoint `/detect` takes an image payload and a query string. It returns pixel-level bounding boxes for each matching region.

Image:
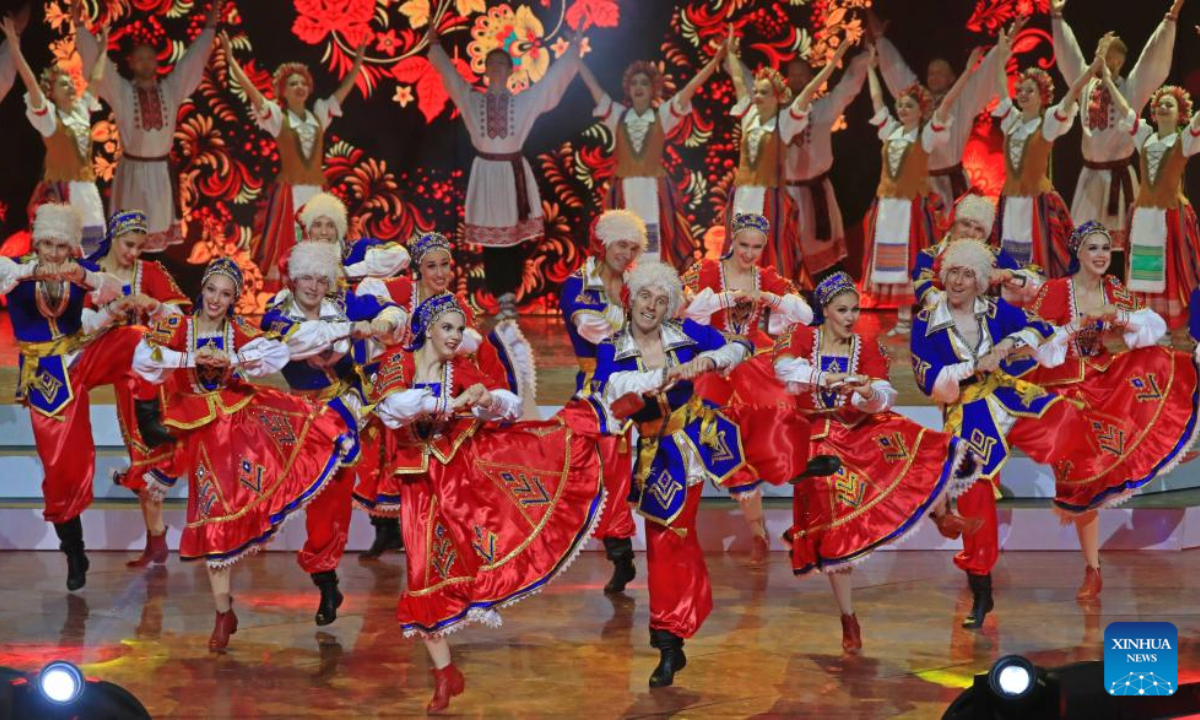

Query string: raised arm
[1101,64,1133,120]
[165,0,220,100]
[220,32,266,113]
[1050,0,1086,85]
[426,24,474,115]
[724,27,750,107]
[1061,53,1102,113]
[1,17,41,107]
[86,25,109,93]
[866,46,885,115]
[578,60,605,105]
[1125,0,1182,112]
[793,41,851,113]
[932,46,980,125]
[331,42,366,107]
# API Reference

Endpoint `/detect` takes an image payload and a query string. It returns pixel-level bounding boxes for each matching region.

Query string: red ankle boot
[427,663,465,713]
[840,613,862,653]
[208,605,239,652]
[127,528,169,568]
[1076,566,1102,600]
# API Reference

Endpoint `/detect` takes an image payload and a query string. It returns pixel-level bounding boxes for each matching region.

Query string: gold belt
[947,370,1051,433]
[18,333,91,392]
[634,396,721,484]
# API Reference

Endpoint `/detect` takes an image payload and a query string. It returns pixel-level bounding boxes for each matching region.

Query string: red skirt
[252,181,300,292]
[860,194,943,309]
[695,354,811,491]
[1039,346,1200,513]
[159,388,351,566]
[1131,205,1200,327]
[397,419,603,637]
[788,415,973,576]
[993,191,1074,278]
[351,418,401,517]
[607,175,697,273]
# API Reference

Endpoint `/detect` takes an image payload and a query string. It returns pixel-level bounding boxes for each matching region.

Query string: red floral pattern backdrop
[14,0,1055,313]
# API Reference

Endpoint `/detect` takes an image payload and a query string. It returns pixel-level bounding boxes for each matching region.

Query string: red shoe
[840,613,862,653]
[126,528,169,568]
[749,535,770,566]
[427,663,465,713]
[1076,566,1102,600]
[932,513,983,540]
[208,606,239,652]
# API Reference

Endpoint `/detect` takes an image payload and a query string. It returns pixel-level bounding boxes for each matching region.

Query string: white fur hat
[288,240,343,286]
[626,261,683,317]
[298,192,348,242]
[952,194,996,234]
[32,203,83,247]
[939,239,995,295]
[593,209,648,250]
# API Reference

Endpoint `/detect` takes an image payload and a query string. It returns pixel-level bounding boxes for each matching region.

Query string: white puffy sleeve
[284,319,354,360]
[0,256,35,295]
[344,244,411,279]
[931,360,976,404]
[698,339,750,372]
[659,92,691,135]
[1121,308,1167,348]
[133,337,189,384]
[850,380,898,413]
[83,270,125,306]
[81,305,118,335]
[255,102,283,138]
[773,355,820,394]
[1042,100,1078,141]
[24,93,57,137]
[232,337,291,377]
[682,288,726,325]
[460,327,483,354]
[593,93,623,133]
[473,389,521,422]
[767,294,814,335]
[870,107,899,141]
[572,310,619,344]
[921,115,953,153]
[1033,325,1072,368]
[375,388,438,429]
[313,96,343,130]
[604,368,664,402]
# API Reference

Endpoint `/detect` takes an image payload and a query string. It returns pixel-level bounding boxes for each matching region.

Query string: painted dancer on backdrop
[681,212,817,565]
[912,193,1042,310]
[557,210,645,594]
[910,239,1123,629]
[780,48,869,279]
[594,263,757,688]
[371,294,602,713]
[220,32,366,290]
[425,22,581,320]
[1029,221,1200,598]
[75,0,220,252]
[0,204,128,592]
[262,241,403,625]
[4,16,108,256]
[724,30,851,285]
[354,231,536,553]
[861,44,974,336]
[870,10,1012,208]
[1050,0,1183,254]
[275,192,411,287]
[578,49,723,269]
[132,258,353,651]
[773,272,978,653]
[989,26,1096,278]
[1104,65,1200,326]
[80,210,190,569]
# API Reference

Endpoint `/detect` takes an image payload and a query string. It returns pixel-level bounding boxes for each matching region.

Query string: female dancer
[4,16,107,254]
[1102,68,1200,325]
[132,258,353,650]
[371,294,602,712]
[81,210,189,568]
[578,51,723,268]
[990,28,1097,277]
[220,32,365,288]
[773,271,976,652]
[682,212,814,564]
[724,33,851,283]
[594,262,760,688]
[861,44,974,335]
[1030,221,1200,598]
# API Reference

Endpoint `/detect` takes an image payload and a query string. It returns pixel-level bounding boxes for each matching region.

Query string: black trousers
[482,244,524,297]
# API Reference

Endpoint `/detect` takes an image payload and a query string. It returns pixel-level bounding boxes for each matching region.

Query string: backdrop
[2,0,1199,313]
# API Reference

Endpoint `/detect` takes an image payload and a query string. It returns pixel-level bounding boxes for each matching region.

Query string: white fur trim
[32,204,83,247]
[299,192,348,242]
[953,195,996,234]
[939,240,994,295]
[593,209,648,250]
[288,241,343,285]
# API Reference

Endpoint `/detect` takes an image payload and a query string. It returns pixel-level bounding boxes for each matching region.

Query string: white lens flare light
[38,661,84,704]
[996,665,1033,696]
[987,655,1040,702]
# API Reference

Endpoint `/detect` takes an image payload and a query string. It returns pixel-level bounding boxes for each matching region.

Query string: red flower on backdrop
[130,0,176,16]
[390,55,465,122]
[375,29,402,56]
[565,0,620,31]
[967,0,1049,34]
[293,0,376,48]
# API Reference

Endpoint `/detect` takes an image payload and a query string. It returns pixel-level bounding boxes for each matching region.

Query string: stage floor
[1,550,1196,718]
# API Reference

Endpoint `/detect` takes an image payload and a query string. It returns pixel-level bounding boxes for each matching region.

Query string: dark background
[1,0,1198,311]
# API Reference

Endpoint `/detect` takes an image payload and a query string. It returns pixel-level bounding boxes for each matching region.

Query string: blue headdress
[409,232,453,278]
[809,271,859,326]
[722,213,772,261]
[407,292,465,351]
[87,209,148,263]
[1067,221,1112,275]
[195,258,244,316]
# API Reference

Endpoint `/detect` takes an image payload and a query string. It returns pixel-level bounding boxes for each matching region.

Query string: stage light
[988,655,1038,701]
[37,661,84,705]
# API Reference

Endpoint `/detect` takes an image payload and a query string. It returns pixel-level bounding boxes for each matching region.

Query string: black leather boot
[311,570,344,626]
[789,454,843,484]
[54,517,89,592]
[602,537,636,594]
[649,629,687,688]
[962,572,994,630]
[361,517,402,559]
[134,399,175,449]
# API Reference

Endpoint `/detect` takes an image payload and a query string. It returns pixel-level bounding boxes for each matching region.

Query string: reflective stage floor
[1,549,1197,718]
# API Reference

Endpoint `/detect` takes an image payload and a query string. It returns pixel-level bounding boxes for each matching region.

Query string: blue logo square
[1105,622,1178,696]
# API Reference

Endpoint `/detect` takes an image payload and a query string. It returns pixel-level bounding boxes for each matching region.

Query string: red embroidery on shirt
[1086,83,1111,131]
[485,93,510,139]
[135,85,166,132]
